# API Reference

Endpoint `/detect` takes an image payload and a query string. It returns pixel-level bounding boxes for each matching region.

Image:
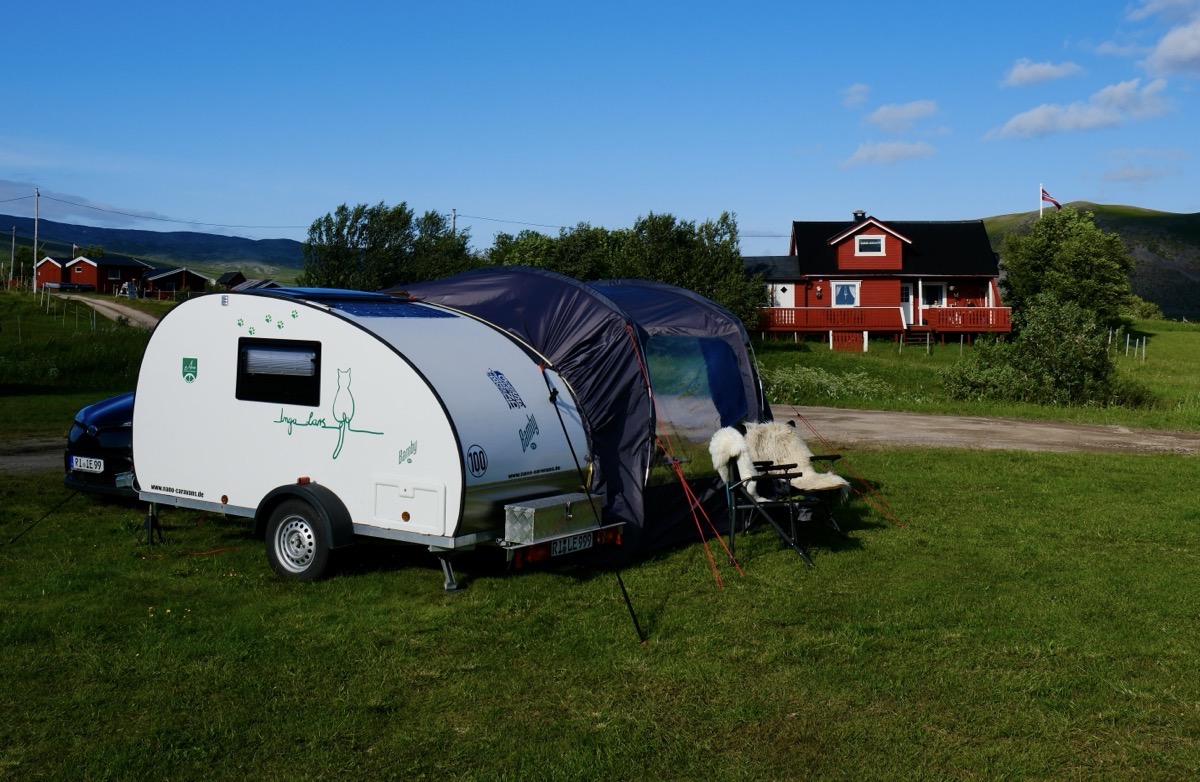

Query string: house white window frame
[831,280,861,308]
[855,234,886,256]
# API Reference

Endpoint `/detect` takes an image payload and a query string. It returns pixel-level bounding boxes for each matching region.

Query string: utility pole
[32,188,39,293]
[451,208,457,236]
[8,226,13,284]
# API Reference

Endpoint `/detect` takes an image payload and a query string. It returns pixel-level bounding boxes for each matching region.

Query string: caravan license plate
[71,456,104,474]
[550,531,593,557]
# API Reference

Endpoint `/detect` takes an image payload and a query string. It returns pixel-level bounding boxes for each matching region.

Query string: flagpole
[1039,182,1043,219]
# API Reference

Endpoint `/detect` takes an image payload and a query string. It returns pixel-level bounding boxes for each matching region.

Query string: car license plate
[71,456,104,474]
[550,531,593,557]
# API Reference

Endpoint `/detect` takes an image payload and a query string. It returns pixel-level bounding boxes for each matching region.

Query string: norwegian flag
[1041,188,1062,209]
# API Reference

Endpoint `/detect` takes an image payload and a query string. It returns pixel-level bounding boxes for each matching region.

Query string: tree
[298,202,476,291]
[487,212,766,326]
[941,292,1152,407]
[298,202,416,290]
[1000,206,1133,328]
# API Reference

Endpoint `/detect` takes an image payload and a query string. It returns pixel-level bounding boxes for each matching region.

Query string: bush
[941,293,1153,407]
[1123,294,1164,321]
[761,364,894,403]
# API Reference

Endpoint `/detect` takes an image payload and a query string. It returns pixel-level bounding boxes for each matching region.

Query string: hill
[2,214,303,276]
[983,203,1200,321]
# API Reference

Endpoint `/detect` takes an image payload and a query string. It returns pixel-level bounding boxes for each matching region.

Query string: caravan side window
[236,338,322,406]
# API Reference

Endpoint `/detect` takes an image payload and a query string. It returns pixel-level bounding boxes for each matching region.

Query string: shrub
[941,293,1153,407]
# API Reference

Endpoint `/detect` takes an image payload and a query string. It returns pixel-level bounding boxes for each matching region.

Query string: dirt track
[55,294,160,328]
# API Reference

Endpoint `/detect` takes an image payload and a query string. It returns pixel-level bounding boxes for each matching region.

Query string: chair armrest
[755,461,798,473]
[810,454,842,463]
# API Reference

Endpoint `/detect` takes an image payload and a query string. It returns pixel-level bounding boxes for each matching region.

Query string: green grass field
[4,290,1200,779]
[756,319,1200,431]
[3,449,1199,780]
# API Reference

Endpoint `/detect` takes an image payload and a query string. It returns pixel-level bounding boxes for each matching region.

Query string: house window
[855,235,885,256]
[75,266,83,274]
[107,268,121,280]
[832,281,860,307]
[236,338,322,406]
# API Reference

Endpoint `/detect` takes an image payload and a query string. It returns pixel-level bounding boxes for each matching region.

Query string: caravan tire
[265,499,330,581]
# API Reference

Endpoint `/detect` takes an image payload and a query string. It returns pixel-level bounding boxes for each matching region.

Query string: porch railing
[758,306,1011,333]
[759,307,905,330]
[921,307,1011,331]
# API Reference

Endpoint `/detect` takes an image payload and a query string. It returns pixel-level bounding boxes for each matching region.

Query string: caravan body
[133,289,605,583]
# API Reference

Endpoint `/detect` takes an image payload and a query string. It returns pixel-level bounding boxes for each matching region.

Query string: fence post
[862,331,868,352]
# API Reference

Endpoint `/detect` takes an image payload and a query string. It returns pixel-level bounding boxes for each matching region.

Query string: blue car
[64,392,137,498]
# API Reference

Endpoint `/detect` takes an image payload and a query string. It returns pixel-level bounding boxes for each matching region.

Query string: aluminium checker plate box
[504,492,605,546]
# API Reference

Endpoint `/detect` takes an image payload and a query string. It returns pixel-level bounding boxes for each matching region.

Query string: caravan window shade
[236,338,322,406]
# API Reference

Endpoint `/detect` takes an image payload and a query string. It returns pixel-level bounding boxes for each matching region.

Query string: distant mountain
[983,203,1200,321]
[2,214,303,276]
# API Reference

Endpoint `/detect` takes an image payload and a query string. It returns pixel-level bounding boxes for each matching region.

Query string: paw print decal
[291,310,299,319]
[265,315,273,324]
[237,318,245,327]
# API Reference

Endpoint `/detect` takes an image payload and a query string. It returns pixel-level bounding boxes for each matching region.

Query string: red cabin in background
[34,255,149,294]
[744,211,1011,350]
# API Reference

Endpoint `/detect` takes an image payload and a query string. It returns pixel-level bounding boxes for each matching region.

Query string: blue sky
[4,0,1200,256]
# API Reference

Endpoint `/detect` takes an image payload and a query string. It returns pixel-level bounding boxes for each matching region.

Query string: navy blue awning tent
[391,267,770,560]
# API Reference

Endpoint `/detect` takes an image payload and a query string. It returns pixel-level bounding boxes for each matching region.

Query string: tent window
[236,338,322,406]
[645,335,748,436]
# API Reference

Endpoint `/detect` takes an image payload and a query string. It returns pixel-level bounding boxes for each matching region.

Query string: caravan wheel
[266,499,330,581]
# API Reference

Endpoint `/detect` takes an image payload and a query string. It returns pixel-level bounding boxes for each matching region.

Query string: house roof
[790,219,998,277]
[217,271,246,285]
[142,265,213,283]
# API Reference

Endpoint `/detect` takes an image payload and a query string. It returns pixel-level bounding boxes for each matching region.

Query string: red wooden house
[35,255,149,294]
[745,211,1011,350]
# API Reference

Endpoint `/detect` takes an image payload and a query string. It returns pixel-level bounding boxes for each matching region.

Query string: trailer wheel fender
[254,483,355,550]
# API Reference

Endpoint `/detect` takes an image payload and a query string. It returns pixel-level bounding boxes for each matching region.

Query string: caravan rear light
[297,476,311,485]
[596,527,622,546]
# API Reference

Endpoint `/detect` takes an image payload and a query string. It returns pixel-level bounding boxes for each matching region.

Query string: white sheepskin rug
[709,426,761,499]
[743,421,850,499]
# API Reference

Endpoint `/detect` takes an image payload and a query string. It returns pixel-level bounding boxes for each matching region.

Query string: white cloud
[866,100,937,132]
[987,78,1170,138]
[1145,16,1200,74]
[841,140,936,167]
[1127,0,1200,24]
[1003,58,1083,86]
[1103,164,1179,182]
[842,83,870,108]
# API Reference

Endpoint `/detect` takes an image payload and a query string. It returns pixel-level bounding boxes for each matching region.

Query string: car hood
[76,391,135,428]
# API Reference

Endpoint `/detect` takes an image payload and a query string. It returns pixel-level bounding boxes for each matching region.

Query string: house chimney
[852,210,866,222]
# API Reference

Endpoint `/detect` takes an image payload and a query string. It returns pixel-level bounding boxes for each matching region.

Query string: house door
[900,283,913,325]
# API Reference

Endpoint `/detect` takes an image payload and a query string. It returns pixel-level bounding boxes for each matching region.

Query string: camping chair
[779,452,848,536]
[723,456,824,567]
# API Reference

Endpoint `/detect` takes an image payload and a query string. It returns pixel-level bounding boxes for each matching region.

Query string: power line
[40,195,309,231]
[456,213,567,231]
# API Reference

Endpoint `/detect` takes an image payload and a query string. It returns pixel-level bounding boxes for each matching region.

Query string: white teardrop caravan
[132,289,613,586]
